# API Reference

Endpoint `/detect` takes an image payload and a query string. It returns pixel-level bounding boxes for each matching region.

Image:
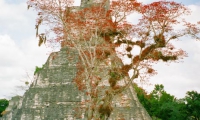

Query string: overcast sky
[0,0,200,99]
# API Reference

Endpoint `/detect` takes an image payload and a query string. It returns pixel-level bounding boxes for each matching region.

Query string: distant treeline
[134,84,200,120]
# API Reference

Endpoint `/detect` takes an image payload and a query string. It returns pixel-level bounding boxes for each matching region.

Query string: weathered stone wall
[1,47,151,120]
[1,47,83,120]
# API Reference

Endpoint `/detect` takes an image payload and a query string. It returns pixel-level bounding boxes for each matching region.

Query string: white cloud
[0,0,37,40]
[0,34,25,98]
[73,0,81,6]
[0,34,50,99]
[0,35,24,67]
[183,5,200,24]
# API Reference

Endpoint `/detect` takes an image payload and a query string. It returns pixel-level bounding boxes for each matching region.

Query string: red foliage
[126,46,132,52]
[120,65,132,76]
[133,55,139,64]
[73,62,86,90]
[147,68,154,74]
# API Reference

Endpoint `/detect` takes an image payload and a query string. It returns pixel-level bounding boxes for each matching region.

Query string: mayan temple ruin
[1,0,152,120]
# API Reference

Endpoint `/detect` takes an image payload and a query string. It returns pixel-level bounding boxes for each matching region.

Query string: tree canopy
[135,84,200,120]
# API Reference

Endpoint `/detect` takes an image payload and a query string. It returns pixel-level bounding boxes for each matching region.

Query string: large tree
[135,84,190,120]
[185,91,200,120]
[27,0,200,119]
[149,84,179,120]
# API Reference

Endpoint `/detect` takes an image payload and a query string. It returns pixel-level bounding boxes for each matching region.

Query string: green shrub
[34,66,43,75]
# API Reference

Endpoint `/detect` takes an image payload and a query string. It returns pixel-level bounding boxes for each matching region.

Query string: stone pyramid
[1,47,151,120]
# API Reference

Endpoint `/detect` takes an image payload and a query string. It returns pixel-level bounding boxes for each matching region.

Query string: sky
[0,0,200,99]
